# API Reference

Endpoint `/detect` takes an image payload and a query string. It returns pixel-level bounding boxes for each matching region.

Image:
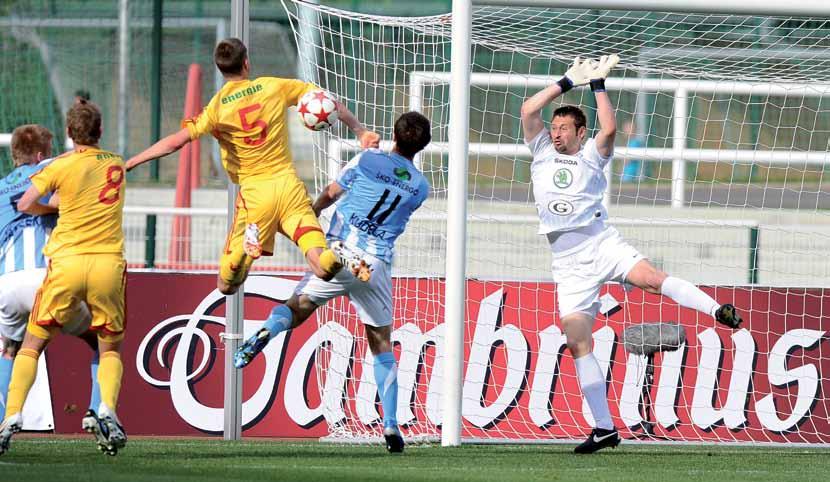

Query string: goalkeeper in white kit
[520,55,742,453]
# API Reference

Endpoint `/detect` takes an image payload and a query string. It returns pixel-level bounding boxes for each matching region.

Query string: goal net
[282,0,830,445]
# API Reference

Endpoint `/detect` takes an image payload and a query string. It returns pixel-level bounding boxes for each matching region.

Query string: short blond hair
[11,124,53,166]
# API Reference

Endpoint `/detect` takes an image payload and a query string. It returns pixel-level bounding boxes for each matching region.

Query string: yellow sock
[5,348,39,418]
[98,352,123,412]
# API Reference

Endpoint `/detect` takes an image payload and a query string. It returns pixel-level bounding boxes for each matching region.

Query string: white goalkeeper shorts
[0,268,92,342]
[296,254,393,328]
[550,225,644,319]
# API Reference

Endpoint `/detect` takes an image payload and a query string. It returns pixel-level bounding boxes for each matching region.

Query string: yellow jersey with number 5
[29,147,125,258]
[184,77,316,184]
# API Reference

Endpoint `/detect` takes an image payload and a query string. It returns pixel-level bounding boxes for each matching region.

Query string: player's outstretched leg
[715,303,742,328]
[235,304,294,369]
[629,266,743,330]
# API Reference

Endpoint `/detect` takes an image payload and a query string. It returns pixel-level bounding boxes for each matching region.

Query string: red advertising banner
[43,273,830,444]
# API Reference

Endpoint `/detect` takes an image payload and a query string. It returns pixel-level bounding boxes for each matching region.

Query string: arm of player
[520,85,561,142]
[520,57,594,142]
[125,128,192,172]
[312,182,345,217]
[17,185,57,216]
[335,102,380,149]
[47,192,60,209]
[589,55,620,158]
[593,92,617,158]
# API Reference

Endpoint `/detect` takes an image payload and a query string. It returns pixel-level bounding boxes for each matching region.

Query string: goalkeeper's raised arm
[520,54,619,155]
[588,55,620,158]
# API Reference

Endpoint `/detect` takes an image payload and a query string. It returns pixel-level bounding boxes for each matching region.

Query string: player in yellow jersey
[0,100,128,457]
[125,38,380,295]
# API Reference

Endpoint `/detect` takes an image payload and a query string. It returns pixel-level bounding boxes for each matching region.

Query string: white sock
[661,276,719,318]
[574,353,614,430]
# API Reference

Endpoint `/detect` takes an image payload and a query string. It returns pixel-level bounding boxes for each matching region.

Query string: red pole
[189,64,202,190]
[169,63,202,266]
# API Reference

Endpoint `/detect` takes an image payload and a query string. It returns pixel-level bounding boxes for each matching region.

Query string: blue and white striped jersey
[328,149,430,264]
[0,161,56,274]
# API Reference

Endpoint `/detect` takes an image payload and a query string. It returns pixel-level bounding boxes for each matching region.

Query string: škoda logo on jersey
[136,278,828,442]
[553,168,572,188]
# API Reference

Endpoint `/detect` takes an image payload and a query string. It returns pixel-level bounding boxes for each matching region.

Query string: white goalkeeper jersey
[527,131,612,234]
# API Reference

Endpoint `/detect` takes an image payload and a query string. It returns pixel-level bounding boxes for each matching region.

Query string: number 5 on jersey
[239,103,268,146]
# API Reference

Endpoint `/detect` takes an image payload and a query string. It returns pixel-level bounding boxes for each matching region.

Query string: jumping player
[125,38,380,294]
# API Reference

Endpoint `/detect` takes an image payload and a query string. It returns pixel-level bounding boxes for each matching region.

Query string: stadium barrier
[26,272,829,445]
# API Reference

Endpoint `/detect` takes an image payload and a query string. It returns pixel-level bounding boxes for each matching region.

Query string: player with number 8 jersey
[126,38,380,295]
[1,100,128,457]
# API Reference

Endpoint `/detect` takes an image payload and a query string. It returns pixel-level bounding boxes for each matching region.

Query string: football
[297,89,339,131]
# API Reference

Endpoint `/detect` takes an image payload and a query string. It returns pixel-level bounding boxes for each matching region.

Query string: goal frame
[443,0,830,447]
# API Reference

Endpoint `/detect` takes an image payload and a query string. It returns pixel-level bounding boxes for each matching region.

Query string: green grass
[1,437,828,482]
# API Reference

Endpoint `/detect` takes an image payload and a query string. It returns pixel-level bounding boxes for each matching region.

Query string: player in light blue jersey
[0,125,101,431]
[234,112,431,453]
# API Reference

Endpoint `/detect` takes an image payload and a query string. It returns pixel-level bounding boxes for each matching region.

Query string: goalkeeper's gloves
[556,56,594,94]
[588,54,620,93]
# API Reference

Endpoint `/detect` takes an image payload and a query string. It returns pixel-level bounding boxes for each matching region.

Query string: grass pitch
[1,437,827,482]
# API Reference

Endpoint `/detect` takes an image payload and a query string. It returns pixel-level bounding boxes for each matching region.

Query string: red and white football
[297,89,339,131]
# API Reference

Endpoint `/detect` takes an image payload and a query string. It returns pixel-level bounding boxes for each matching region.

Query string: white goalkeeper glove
[556,57,595,94]
[588,54,620,92]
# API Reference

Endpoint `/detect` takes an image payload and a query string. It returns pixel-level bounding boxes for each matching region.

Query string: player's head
[10,124,53,167]
[214,38,249,77]
[393,111,431,160]
[66,99,102,146]
[551,105,587,155]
